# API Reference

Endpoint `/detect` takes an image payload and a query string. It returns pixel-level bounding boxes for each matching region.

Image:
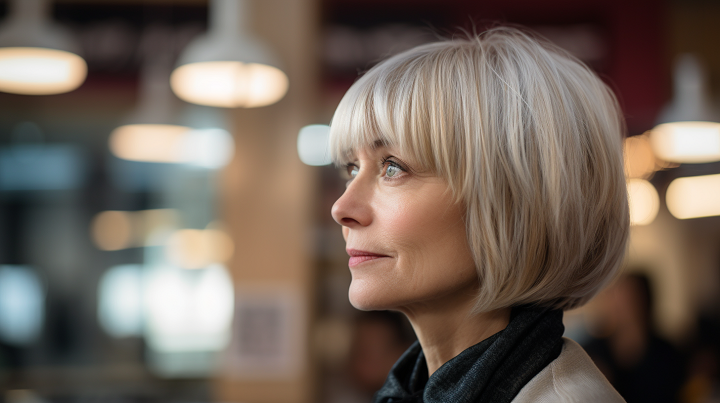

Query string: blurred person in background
[330,27,629,402]
[322,311,415,403]
[682,311,720,403]
[584,272,687,403]
[347,311,416,398]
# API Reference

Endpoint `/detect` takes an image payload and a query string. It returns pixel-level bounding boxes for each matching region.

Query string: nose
[331,179,373,229]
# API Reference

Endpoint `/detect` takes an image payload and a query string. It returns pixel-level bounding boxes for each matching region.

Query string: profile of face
[331,144,478,313]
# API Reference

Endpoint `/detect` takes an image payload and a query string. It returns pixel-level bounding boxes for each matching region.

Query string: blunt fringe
[329,27,630,312]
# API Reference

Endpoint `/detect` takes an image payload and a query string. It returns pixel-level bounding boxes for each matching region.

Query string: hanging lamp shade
[170,0,288,108]
[111,45,234,170]
[650,55,720,164]
[0,0,87,95]
[110,52,190,164]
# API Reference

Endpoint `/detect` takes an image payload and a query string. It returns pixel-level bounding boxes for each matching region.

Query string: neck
[399,291,511,376]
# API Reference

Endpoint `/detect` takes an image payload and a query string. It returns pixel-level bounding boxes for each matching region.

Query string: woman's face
[331,144,478,313]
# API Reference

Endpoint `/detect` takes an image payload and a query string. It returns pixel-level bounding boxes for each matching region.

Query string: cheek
[383,196,464,249]
[382,193,475,273]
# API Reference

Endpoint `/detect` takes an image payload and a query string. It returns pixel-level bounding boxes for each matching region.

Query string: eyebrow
[345,138,391,162]
[370,139,389,149]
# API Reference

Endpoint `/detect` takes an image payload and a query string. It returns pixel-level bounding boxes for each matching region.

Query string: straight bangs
[330,27,629,313]
[329,42,469,199]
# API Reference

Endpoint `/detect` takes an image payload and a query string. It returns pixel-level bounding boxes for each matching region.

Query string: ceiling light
[111,46,234,168]
[666,173,720,219]
[170,0,288,108]
[651,55,720,163]
[651,121,720,164]
[0,0,87,95]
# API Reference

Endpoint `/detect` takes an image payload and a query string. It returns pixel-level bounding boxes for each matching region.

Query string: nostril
[331,186,370,227]
[340,217,361,227]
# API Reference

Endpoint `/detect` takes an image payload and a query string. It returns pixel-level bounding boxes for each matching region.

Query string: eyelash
[380,157,407,179]
[343,156,408,182]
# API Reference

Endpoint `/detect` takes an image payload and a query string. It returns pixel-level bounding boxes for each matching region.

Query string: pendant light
[110,40,234,170]
[666,173,720,219]
[650,55,720,163]
[170,0,288,108]
[0,0,87,95]
[109,51,191,164]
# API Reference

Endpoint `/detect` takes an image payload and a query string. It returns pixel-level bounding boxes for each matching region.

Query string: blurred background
[0,0,719,402]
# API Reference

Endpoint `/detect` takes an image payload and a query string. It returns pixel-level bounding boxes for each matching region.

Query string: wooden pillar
[215,0,319,402]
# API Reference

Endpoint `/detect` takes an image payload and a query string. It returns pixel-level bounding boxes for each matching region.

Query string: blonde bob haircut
[329,27,629,312]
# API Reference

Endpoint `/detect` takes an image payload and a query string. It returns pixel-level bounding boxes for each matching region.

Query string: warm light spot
[651,122,720,163]
[624,134,657,179]
[91,209,179,250]
[109,124,190,163]
[298,124,331,166]
[627,179,659,226]
[666,173,720,219]
[109,125,234,168]
[206,229,235,263]
[91,211,133,251]
[167,229,206,269]
[0,47,87,95]
[136,209,180,246]
[166,228,234,269]
[170,61,289,108]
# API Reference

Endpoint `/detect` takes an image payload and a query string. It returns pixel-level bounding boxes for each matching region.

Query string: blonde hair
[329,27,629,312]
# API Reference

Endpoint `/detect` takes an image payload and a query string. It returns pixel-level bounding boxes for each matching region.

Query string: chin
[348,279,401,311]
[349,297,385,311]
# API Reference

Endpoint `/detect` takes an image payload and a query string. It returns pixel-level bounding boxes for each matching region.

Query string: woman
[330,27,629,402]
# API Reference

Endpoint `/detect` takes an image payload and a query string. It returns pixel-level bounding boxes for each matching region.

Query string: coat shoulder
[512,337,626,403]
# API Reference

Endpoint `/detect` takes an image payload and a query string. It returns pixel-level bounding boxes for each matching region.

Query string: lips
[346,248,391,268]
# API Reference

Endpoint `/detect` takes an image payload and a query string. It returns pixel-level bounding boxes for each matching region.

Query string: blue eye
[386,164,401,178]
[346,164,359,178]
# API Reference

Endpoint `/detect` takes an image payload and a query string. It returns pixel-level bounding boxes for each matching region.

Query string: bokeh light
[97,265,143,338]
[297,124,331,166]
[666,173,720,219]
[0,266,44,346]
[180,128,235,169]
[109,125,234,168]
[624,133,657,179]
[109,124,189,164]
[144,264,234,352]
[627,178,660,226]
[91,209,179,251]
[170,61,289,108]
[91,210,133,251]
[651,122,720,163]
[0,47,87,95]
[166,228,235,269]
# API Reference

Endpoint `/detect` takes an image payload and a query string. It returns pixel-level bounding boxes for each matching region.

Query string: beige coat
[512,338,626,403]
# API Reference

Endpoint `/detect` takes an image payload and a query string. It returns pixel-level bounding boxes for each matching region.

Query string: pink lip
[346,248,390,268]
